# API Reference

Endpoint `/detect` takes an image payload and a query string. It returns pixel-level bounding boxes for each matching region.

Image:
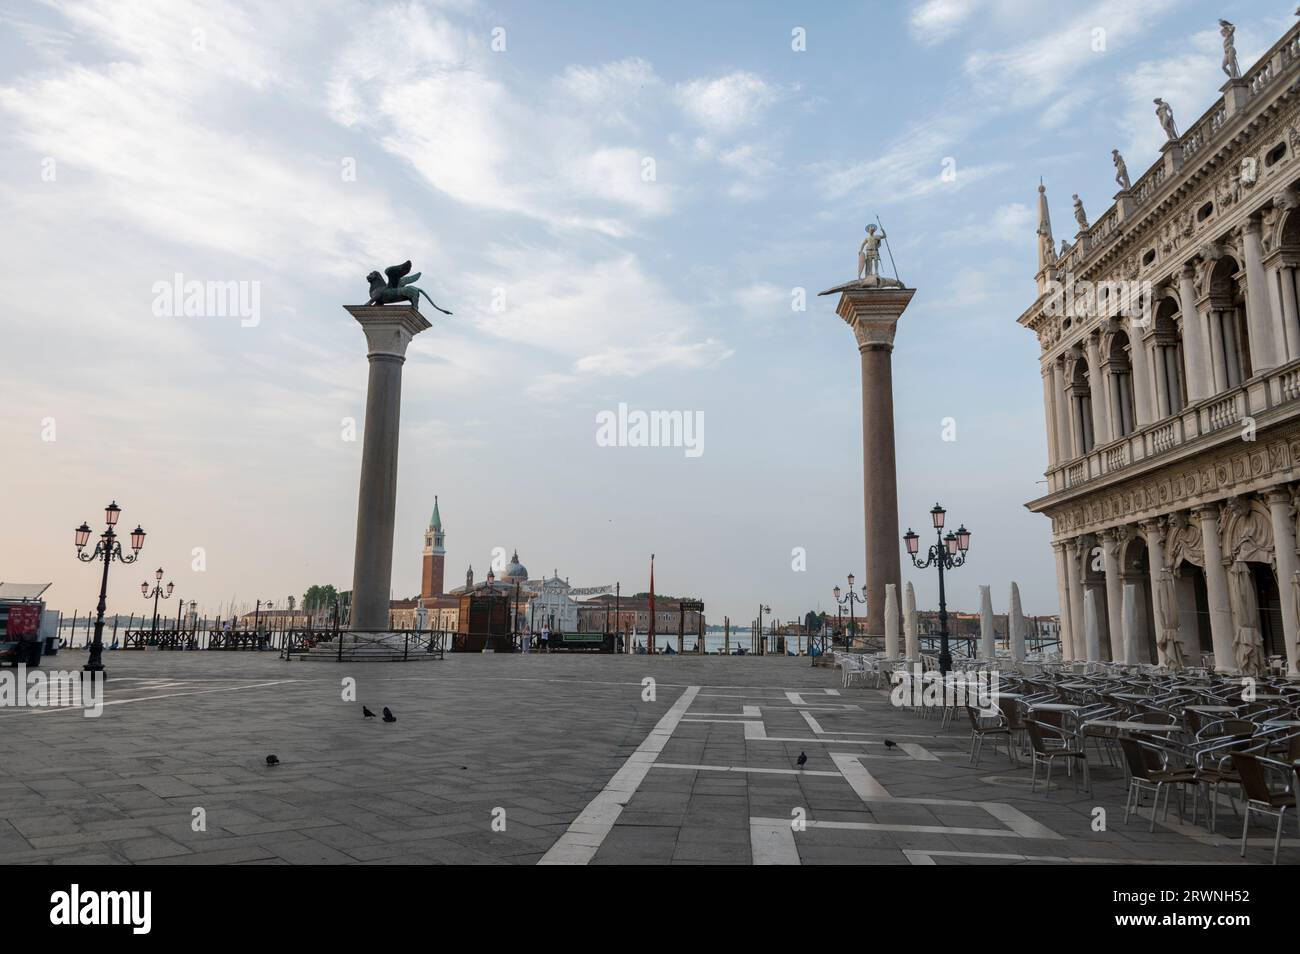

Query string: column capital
[822,284,915,353]
[344,304,432,360]
[1242,214,1264,237]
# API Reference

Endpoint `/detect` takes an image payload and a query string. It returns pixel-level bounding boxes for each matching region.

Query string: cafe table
[1082,719,1180,734]
[1028,702,1084,712]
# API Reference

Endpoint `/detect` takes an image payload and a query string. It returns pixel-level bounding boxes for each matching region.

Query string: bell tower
[421,496,446,599]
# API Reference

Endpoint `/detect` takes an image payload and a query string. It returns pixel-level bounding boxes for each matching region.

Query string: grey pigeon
[265,754,280,766]
[382,707,396,723]
[883,739,898,750]
[796,751,807,769]
[363,706,376,719]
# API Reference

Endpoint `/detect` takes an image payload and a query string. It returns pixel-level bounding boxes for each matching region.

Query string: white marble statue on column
[1228,562,1265,675]
[1155,98,1179,141]
[1072,194,1089,231]
[1156,571,1185,669]
[1112,149,1131,191]
[857,224,886,281]
[1220,20,1240,80]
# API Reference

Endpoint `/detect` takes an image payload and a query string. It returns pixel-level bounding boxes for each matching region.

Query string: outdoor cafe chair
[1119,736,1197,832]
[1230,752,1295,865]
[1025,719,1090,796]
[965,704,1015,767]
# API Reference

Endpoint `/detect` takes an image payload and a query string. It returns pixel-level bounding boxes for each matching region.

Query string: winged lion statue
[365,261,452,315]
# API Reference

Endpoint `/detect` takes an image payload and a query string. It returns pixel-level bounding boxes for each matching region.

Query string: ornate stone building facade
[1022,17,1300,675]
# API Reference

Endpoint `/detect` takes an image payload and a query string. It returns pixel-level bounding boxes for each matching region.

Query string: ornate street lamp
[833,574,868,650]
[75,501,144,675]
[142,568,174,637]
[904,502,972,674]
[757,603,770,655]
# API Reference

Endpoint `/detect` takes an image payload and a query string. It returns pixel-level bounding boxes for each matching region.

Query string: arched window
[1150,298,1187,418]
[1208,256,1251,389]
[1067,357,1095,454]
[1106,330,1136,436]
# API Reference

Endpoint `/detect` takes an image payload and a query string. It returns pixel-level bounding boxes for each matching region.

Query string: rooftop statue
[1220,20,1240,80]
[365,261,452,315]
[1112,149,1131,191]
[1154,98,1179,141]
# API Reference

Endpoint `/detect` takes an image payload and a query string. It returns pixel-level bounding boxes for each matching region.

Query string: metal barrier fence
[281,629,447,662]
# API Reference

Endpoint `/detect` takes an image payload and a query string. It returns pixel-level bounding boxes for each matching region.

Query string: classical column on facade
[1140,518,1175,667]
[1052,541,1075,660]
[1071,536,1102,661]
[1067,538,1091,660]
[1267,488,1300,675]
[1263,193,1300,362]
[1085,332,1112,446]
[824,279,914,638]
[1125,315,1154,427]
[1241,216,1278,375]
[1052,356,1073,460]
[1064,347,1090,454]
[1101,527,1127,662]
[1177,264,1212,404]
[1196,504,1237,671]
[1197,244,1234,394]
[345,303,432,630]
[1040,363,1060,465]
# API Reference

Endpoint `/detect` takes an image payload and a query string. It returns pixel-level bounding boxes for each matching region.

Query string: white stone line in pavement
[750,817,1044,839]
[830,753,892,799]
[740,720,941,758]
[654,762,842,778]
[30,680,301,714]
[784,690,839,706]
[903,850,1243,865]
[750,819,800,865]
[538,685,700,865]
[800,709,825,734]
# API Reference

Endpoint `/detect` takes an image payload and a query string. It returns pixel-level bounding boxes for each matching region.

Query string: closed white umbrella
[1008,582,1026,663]
[979,585,995,659]
[904,582,919,661]
[884,583,899,659]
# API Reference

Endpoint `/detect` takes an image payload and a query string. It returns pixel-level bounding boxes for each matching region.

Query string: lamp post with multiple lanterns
[75,501,146,675]
[833,574,868,650]
[903,503,971,675]
[141,568,174,637]
[756,603,770,655]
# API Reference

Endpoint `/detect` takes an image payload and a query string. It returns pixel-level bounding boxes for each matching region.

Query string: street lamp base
[938,651,952,675]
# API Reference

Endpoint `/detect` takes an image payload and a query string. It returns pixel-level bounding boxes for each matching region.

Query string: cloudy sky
[2,0,1295,626]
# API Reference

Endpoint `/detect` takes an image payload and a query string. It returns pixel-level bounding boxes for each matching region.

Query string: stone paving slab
[0,652,1291,864]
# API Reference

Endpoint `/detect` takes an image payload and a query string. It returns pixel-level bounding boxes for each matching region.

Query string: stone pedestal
[821,279,915,638]
[345,304,432,631]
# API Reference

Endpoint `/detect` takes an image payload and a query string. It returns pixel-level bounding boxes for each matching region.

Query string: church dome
[504,549,529,580]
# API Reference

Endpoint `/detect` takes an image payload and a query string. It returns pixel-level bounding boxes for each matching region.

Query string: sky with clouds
[3,0,1296,626]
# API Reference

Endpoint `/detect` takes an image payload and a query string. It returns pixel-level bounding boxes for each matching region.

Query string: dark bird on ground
[883,739,898,750]
[796,751,807,769]
[382,707,396,723]
[363,706,376,719]
[265,755,280,766]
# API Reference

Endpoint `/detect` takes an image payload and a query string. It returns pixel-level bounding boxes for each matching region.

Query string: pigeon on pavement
[796,751,807,769]
[265,755,280,766]
[382,707,396,723]
[363,706,376,719]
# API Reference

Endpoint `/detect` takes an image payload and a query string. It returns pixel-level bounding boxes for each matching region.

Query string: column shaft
[1102,533,1126,661]
[1128,317,1154,425]
[352,354,405,630]
[1267,491,1300,675]
[860,344,900,637]
[1197,507,1236,671]
[1141,521,1172,667]
[1053,360,1072,459]
[1086,335,1111,445]
[1178,268,1211,403]
[1242,220,1276,374]
[1053,543,1075,660]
